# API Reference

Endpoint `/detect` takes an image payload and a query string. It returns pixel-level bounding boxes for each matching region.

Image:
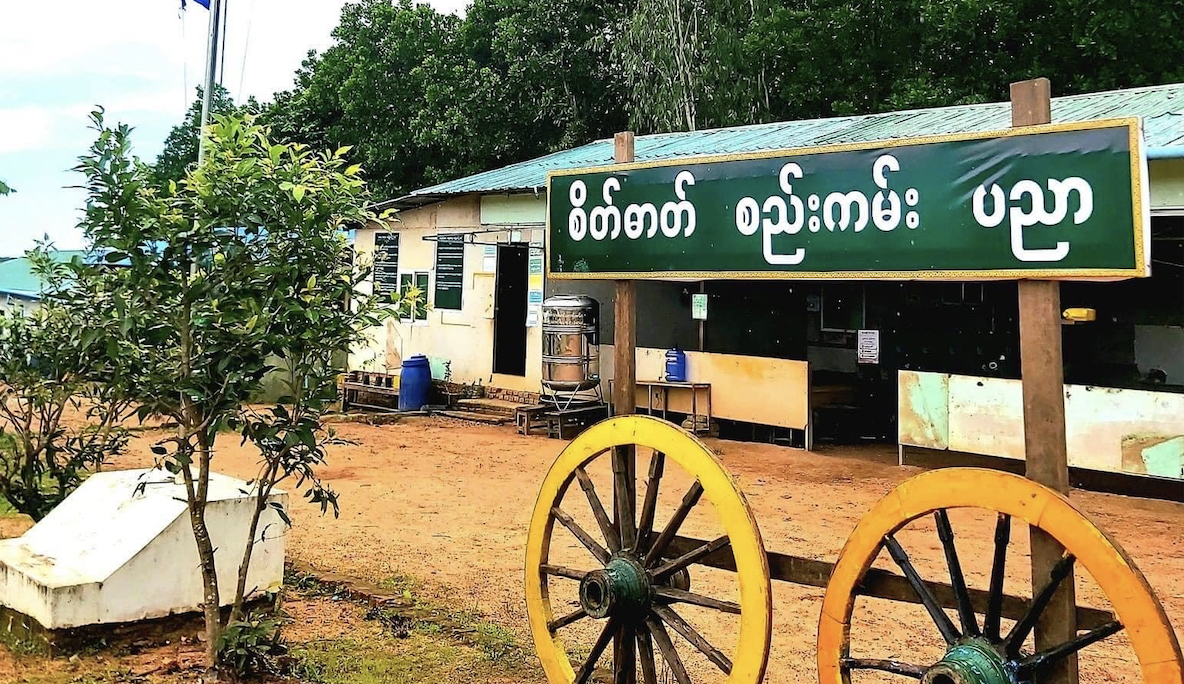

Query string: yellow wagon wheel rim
[818,467,1184,684]
[526,415,772,684]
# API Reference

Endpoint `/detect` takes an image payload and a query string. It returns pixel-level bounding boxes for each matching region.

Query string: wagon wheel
[818,468,1184,684]
[526,415,772,684]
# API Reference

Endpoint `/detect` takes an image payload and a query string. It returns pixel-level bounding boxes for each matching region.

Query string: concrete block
[0,469,286,630]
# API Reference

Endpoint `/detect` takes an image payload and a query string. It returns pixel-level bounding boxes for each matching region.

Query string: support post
[611,130,637,684]
[1012,78,1078,684]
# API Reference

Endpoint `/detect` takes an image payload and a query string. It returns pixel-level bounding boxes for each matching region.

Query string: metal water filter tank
[541,295,600,392]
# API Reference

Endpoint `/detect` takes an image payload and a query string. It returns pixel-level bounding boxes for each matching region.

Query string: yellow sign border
[545,117,1148,281]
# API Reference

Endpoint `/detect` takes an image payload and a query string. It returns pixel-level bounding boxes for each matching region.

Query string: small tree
[0,248,133,520]
[74,110,405,672]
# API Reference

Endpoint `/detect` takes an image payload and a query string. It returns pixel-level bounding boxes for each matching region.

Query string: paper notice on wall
[482,245,497,273]
[857,329,880,364]
[691,293,708,320]
[526,249,545,327]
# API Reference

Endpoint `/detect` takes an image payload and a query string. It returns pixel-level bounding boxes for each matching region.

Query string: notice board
[373,232,399,297]
[434,234,464,310]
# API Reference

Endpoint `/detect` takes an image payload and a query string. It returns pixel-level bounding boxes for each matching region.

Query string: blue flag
[180,0,210,8]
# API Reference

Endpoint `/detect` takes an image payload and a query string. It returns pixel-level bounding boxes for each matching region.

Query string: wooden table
[610,379,712,435]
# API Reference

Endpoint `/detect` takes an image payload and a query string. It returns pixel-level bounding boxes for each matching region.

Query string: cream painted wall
[351,196,544,392]
[480,193,546,225]
[601,345,811,430]
[1150,159,1184,210]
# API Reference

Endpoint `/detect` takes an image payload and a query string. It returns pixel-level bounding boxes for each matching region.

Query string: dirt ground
[6,415,1184,682]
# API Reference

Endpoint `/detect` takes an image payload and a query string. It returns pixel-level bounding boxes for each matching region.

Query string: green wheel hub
[579,556,651,619]
[923,639,1016,684]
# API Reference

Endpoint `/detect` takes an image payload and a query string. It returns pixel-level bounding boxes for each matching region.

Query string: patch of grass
[287,568,543,682]
[363,573,533,668]
[0,629,49,658]
[289,632,531,684]
[376,572,418,596]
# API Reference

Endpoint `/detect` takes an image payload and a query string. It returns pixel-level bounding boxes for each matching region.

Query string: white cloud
[0,108,55,154]
[0,0,473,257]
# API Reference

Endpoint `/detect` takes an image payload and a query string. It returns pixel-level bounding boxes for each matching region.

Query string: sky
[0,0,466,258]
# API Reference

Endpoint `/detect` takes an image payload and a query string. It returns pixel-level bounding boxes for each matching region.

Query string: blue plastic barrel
[399,355,431,411]
[665,347,687,382]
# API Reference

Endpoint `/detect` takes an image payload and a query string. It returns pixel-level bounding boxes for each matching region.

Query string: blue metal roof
[395,82,1184,205]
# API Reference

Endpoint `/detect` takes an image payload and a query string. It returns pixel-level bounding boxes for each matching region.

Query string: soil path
[104,416,1184,683]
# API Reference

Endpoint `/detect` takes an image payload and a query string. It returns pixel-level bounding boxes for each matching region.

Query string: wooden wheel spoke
[984,513,1011,641]
[553,506,612,565]
[614,623,636,684]
[575,616,618,684]
[883,534,961,644]
[612,446,637,551]
[652,605,733,674]
[643,481,704,567]
[575,466,622,553]
[634,451,665,553]
[934,509,979,637]
[653,586,741,614]
[841,657,926,678]
[636,627,659,684]
[540,563,590,581]
[653,535,730,579]
[1018,620,1124,675]
[548,607,588,632]
[1004,552,1076,657]
[644,617,692,684]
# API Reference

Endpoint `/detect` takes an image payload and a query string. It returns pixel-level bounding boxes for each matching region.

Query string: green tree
[152,84,259,189]
[74,110,408,671]
[0,179,13,195]
[264,0,460,200]
[262,0,631,200]
[615,0,770,132]
[0,248,134,520]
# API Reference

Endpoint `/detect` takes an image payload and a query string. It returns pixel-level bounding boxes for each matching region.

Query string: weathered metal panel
[1064,384,1184,477]
[948,375,1027,459]
[909,370,1184,480]
[897,370,950,449]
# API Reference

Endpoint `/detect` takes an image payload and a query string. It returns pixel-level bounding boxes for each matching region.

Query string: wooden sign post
[1013,78,1078,684]
[611,131,639,684]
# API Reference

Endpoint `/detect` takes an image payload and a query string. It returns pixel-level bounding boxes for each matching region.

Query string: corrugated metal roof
[399,82,1184,204]
[0,250,100,299]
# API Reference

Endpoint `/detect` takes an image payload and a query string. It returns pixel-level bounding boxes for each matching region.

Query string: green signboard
[434,234,465,310]
[547,119,1149,280]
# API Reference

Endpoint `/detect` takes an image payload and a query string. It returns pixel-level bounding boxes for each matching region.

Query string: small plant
[216,611,287,678]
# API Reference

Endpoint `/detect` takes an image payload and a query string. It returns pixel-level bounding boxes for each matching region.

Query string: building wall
[351,195,545,393]
[1150,159,1184,210]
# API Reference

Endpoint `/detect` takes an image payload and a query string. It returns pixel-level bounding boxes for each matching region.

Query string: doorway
[493,244,529,376]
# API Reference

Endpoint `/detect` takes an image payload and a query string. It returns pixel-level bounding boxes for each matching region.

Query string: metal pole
[196,0,224,165]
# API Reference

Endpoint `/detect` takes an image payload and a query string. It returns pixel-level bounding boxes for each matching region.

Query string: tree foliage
[238,0,1184,199]
[74,110,408,670]
[152,84,260,189]
[0,248,133,520]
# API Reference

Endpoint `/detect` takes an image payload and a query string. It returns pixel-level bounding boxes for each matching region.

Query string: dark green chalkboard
[373,232,400,298]
[434,234,464,310]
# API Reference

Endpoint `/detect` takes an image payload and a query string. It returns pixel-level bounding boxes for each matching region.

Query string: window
[821,283,864,332]
[399,272,430,322]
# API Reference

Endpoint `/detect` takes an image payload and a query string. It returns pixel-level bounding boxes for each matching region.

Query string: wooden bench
[515,404,551,436]
[545,404,610,440]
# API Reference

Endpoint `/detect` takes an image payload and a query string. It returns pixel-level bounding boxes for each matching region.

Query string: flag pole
[196,0,224,165]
